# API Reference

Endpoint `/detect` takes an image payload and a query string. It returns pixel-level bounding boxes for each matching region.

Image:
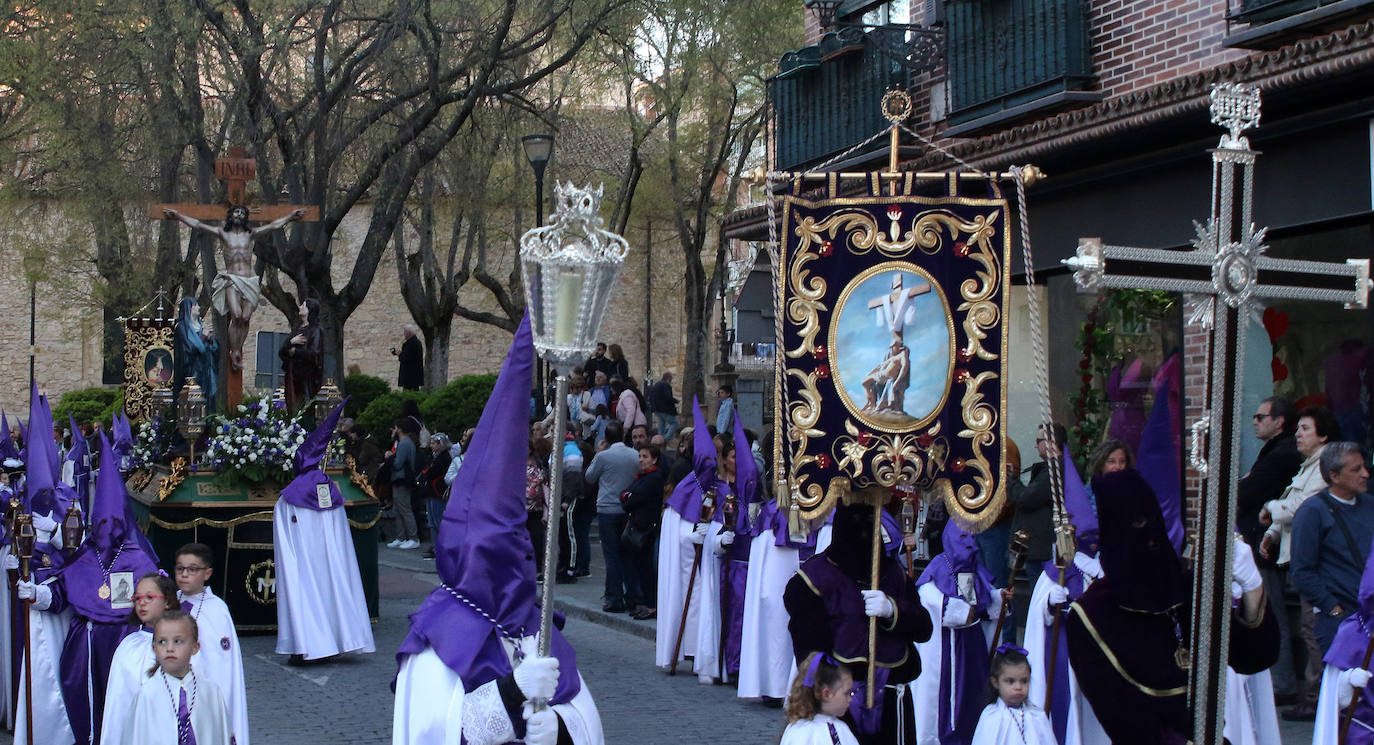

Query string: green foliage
[420,374,499,440]
[342,374,390,419]
[357,391,429,444]
[52,388,121,430]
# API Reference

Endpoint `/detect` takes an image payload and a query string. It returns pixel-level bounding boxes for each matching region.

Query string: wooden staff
[866,502,881,709]
[669,488,716,676]
[990,530,1030,658]
[1340,633,1374,744]
[1043,542,1073,713]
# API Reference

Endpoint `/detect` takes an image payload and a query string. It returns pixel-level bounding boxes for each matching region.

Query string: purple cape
[1325,533,1374,672]
[396,314,579,703]
[0,410,17,461]
[916,518,995,609]
[279,399,347,511]
[665,396,717,520]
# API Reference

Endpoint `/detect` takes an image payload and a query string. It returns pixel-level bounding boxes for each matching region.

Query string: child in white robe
[123,610,231,745]
[175,542,249,745]
[971,645,1057,745]
[780,652,859,745]
[102,572,180,745]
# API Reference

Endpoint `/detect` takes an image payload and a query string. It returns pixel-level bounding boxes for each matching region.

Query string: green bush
[52,388,121,430]
[357,390,428,444]
[341,374,390,418]
[421,374,498,440]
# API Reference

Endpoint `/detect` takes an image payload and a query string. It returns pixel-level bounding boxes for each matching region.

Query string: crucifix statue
[862,272,930,412]
[1063,83,1372,745]
[148,147,319,408]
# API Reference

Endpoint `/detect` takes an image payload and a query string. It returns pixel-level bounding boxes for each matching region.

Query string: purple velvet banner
[775,178,1010,529]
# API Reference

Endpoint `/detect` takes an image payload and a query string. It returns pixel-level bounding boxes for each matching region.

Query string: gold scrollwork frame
[122,318,175,422]
[779,194,1010,530]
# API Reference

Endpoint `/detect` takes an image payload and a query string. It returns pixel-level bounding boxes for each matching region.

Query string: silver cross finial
[1210,83,1262,150]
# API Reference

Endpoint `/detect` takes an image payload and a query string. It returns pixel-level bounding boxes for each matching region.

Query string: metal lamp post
[522,133,556,408]
[22,252,43,397]
[519,181,628,706]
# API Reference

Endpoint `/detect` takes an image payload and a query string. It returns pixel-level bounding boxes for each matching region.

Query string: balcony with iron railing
[1224,0,1374,49]
[942,0,1100,135]
[768,25,941,172]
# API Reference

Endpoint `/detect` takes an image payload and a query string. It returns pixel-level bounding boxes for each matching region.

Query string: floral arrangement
[202,397,307,485]
[132,413,174,469]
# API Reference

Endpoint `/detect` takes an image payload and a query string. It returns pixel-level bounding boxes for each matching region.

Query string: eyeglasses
[1252,413,1272,422]
[174,565,209,574]
[132,593,166,603]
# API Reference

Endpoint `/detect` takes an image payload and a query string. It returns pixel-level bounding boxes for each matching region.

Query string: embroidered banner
[775,178,1010,529]
[123,315,176,422]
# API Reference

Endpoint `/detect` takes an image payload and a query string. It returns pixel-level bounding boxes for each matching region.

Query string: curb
[376,554,657,641]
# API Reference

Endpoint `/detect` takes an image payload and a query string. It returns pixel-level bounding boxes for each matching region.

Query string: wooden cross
[146,146,321,411]
[1063,83,1372,745]
[867,273,931,341]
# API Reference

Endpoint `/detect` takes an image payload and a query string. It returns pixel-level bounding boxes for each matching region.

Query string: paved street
[0,544,1319,743]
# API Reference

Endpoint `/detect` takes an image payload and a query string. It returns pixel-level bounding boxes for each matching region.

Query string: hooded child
[392,314,603,745]
[654,398,716,670]
[272,398,375,661]
[913,518,1004,745]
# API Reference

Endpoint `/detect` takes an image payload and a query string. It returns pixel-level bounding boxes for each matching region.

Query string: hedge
[341,374,390,419]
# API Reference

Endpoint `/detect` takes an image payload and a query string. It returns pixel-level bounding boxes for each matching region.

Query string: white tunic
[1222,667,1280,745]
[737,525,832,700]
[970,700,1057,745]
[13,575,73,745]
[272,499,375,659]
[691,520,729,681]
[0,544,14,729]
[1023,569,1108,745]
[1313,664,1372,745]
[182,588,250,745]
[392,646,603,745]
[654,508,702,669]
[102,627,156,745]
[121,669,232,745]
[780,714,861,745]
[913,581,999,745]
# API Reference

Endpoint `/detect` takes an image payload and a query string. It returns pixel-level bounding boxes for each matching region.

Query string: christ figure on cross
[163,205,305,371]
[861,272,930,413]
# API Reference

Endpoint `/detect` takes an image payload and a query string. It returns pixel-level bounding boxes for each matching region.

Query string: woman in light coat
[1259,406,1341,564]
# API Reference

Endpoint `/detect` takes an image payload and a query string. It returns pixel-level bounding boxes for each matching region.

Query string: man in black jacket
[1007,422,1065,585]
[1236,394,1302,701]
[394,325,424,390]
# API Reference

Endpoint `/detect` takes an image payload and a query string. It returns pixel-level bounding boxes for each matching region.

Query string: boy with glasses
[174,543,249,745]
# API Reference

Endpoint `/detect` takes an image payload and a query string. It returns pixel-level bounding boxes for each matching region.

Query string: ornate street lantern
[177,377,207,466]
[518,181,628,689]
[62,504,84,550]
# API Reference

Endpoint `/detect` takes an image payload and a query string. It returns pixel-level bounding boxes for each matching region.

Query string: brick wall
[1090,0,1247,96]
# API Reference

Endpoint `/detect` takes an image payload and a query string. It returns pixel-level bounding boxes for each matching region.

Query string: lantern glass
[62,505,83,549]
[314,378,343,426]
[177,377,207,441]
[519,182,629,373]
[151,386,175,418]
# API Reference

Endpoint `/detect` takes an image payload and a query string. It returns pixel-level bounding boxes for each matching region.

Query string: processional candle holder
[177,377,207,468]
[151,385,176,420]
[13,513,34,582]
[519,182,628,701]
[62,504,84,550]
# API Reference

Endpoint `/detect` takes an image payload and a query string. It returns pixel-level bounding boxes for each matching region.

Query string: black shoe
[602,602,627,613]
[422,548,436,560]
[554,573,577,584]
[287,654,306,667]
[574,569,590,577]
[1273,692,1298,707]
[1281,703,1317,721]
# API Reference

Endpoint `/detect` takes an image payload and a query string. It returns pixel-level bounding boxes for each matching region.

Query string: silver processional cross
[1063,82,1372,745]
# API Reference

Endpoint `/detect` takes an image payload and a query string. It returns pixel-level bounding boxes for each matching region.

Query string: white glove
[1072,553,1103,580]
[1043,584,1070,626]
[523,708,559,745]
[719,530,735,547]
[31,511,58,535]
[862,590,895,619]
[942,597,972,627]
[16,580,51,611]
[513,655,559,702]
[2,553,17,571]
[1231,535,1262,594]
[1339,668,1373,707]
[688,524,707,545]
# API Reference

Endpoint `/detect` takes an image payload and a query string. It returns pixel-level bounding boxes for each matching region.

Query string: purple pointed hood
[24,383,59,514]
[664,397,716,520]
[1325,533,1374,670]
[111,412,134,464]
[918,517,995,608]
[64,415,88,466]
[89,433,134,547]
[0,411,18,462]
[396,314,579,702]
[715,407,761,534]
[1138,356,1183,553]
[279,399,347,511]
[1062,444,1097,552]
